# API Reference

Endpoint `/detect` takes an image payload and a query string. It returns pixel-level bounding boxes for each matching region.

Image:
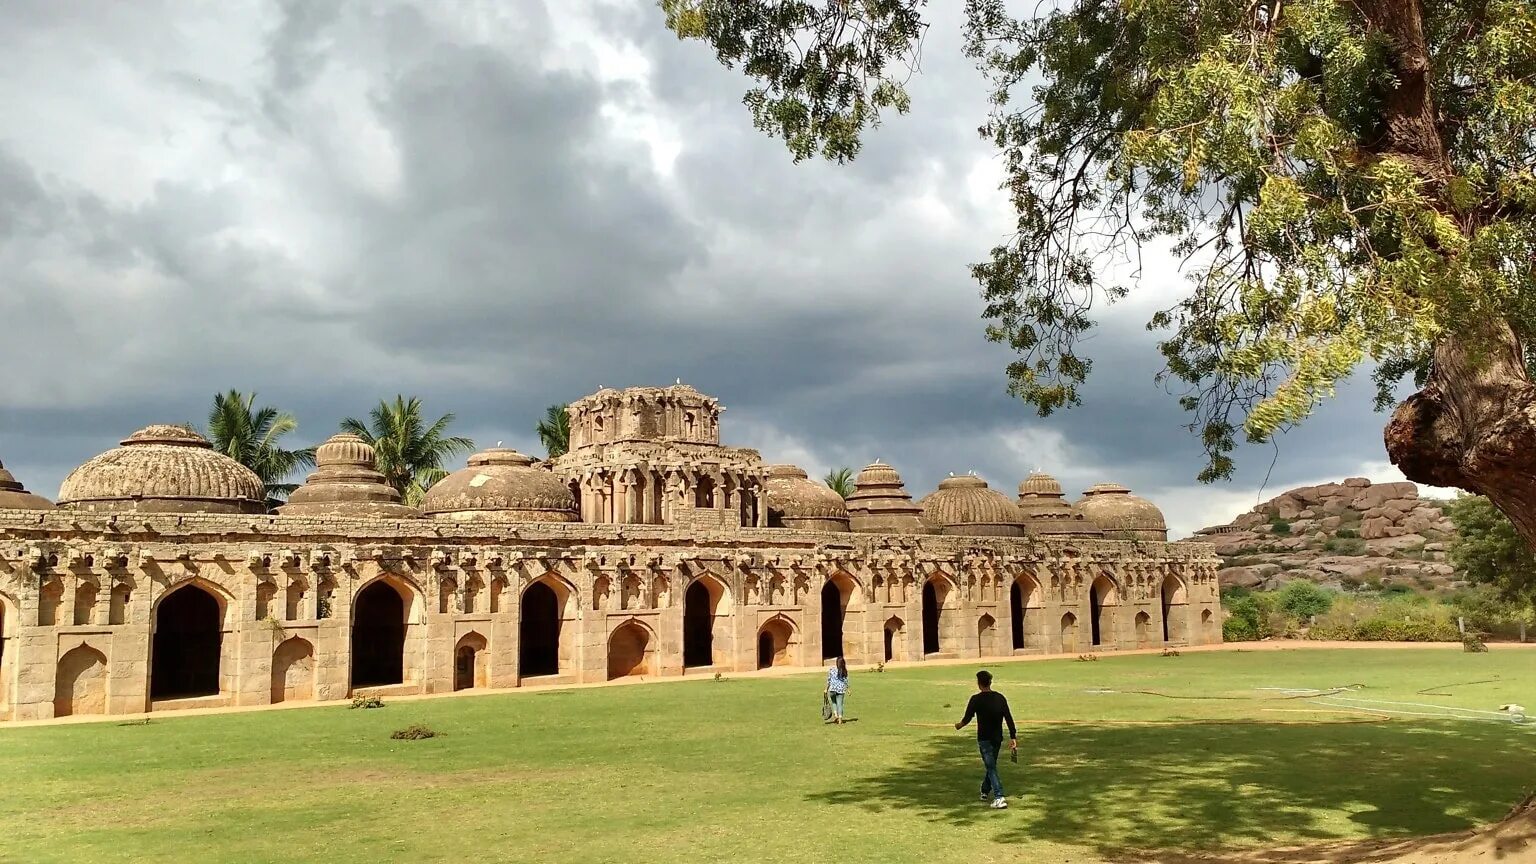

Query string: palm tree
[825,467,856,499]
[536,404,571,459]
[204,390,316,502]
[340,396,474,506]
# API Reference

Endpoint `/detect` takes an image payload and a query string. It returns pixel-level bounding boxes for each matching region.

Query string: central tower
[554,384,766,528]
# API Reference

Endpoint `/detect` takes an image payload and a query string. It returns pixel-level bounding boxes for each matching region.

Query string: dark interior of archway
[758,631,774,669]
[520,582,561,677]
[151,587,221,699]
[820,580,844,660]
[352,582,405,687]
[1010,583,1025,650]
[1090,583,1105,646]
[1162,593,1172,642]
[883,627,893,662]
[455,645,476,690]
[922,582,940,654]
[683,580,713,667]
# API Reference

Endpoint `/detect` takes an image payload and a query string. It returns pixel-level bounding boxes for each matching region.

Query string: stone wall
[0,509,1221,721]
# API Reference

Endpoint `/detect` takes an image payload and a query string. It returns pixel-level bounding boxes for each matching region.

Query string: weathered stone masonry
[0,384,1221,721]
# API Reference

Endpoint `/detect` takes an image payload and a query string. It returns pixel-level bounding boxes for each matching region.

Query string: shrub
[1307,595,1459,642]
[1463,634,1489,653]
[390,724,437,740]
[1221,593,1276,641]
[1339,575,1363,592]
[351,696,385,710]
[1269,517,1292,535]
[1277,581,1334,620]
[1335,528,1359,539]
[1324,537,1368,556]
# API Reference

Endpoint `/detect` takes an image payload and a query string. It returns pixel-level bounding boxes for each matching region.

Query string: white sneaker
[990,798,1008,809]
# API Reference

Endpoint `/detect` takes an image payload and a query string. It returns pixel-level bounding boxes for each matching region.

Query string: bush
[351,696,385,710]
[1335,528,1359,539]
[1324,537,1368,555]
[1221,593,1277,641]
[1269,517,1292,535]
[1307,595,1459,642]
[390,724,437,740]
[1277,581,1334,620]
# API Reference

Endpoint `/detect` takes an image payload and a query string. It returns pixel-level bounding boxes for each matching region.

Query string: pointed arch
[351,574,421,688]
[1134,611,1152,648]
[883,615,905,662]
[1161,573,1190,643]
[921,572,956,656]
[151,581,225,699]
[757,614,798,669]
[1060,612,1079,654]
[683,573,730,669]
[821,570,861,660]
[977,613,998,657]
[455,631,489,690]
[271,637,315,703]
[1010,572,1044,652]
[607,618,657,680]
[54,644,108,717]
[1089,573,1120,648]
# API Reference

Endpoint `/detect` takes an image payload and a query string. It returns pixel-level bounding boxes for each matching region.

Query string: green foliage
[667,0,1536,484]
[350,695,385,709]
[1334,528,1359,539]
[203,390,316,502]
[1276,581,1334,619]
[824,466,856,498]
[535,404,571,459]
[340,397,474,507]
[1220,591,1277,641]
[1268,517,1292,535]
[1307,595,1460,642]
[1447,494,1536,606]
[1323,537,1367,556]
[659,0,926,162]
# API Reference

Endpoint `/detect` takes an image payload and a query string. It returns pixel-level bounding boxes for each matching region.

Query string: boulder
[1219,567,1267,589]
[1360,516,1394,539]
[1320,515,1342,530]
[1343,477,1372,488]
[1366,534,1428,554]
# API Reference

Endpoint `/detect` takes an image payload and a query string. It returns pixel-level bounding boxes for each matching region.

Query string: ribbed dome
[918,474,1026,537]
[1016,472,1102,538]
[423,448,579,522]
[845,460,933,534]
[58,425,266,514]
[764,464,849,532]
[279,433,419,519]
[0,458,52,510]
[1075,483,1167,540]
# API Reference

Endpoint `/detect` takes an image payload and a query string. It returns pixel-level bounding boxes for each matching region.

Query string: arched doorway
[455,632,488,690]
[352,580,407,687]
[757,617,794,669]
[520,582,561,678]
[151,585,222,699]
[1060,612,1078,653]
[922,580,945,655]
[1161,574,1189,643]
[271,637,315,703]
[820,575,854,660]
[884,616,904,662]
[1010,582,1026,650]
[683,579,718,668]
[54,644,107,717]
[1135,611,1151,648]
[1201,608,1215,642]
[608,620,653,680]
[1089,575,1118,647]
[977,614,997,657]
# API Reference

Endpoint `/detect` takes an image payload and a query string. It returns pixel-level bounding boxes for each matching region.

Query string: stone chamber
[0,384,1220,721]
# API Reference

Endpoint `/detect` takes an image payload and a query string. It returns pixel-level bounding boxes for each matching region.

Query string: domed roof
[1074,482,1167,540]
[918,474,1026,537]
[845,460,933,534]
[1016,472,1102,538]
[279,433,419,519]
[58,425,266,514]
[0,458,53,510]
[764,464,849,531]
[422,448,579,522]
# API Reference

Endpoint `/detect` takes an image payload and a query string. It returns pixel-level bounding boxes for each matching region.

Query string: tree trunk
[1386,324,1536,545]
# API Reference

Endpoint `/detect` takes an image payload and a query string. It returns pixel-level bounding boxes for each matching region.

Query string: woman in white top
[824,655,849,724]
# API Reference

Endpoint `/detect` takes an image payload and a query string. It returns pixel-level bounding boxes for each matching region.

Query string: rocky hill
[1194,477,1461,592]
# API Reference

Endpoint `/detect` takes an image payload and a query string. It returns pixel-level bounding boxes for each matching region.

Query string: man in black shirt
[954,669,1017,809]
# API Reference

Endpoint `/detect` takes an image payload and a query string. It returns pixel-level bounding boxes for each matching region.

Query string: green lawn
[3,648,1533,864]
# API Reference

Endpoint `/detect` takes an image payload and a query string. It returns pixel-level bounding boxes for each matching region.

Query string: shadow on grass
[808,720,1529,859]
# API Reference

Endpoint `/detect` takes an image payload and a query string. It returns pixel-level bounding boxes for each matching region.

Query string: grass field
[3,647,1533,864]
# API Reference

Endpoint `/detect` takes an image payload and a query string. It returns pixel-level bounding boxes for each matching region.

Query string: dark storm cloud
[0,1,1423,535]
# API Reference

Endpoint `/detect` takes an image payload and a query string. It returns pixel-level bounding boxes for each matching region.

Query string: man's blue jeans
[978,739,1005,799]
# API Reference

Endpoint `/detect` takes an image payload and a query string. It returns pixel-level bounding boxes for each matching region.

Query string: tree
[203,390,316,502]
[660,1,1536,543]
[1447,495,1536,607]
[824,466,856,498]
[340,397,474,506]
[537,404,571,459]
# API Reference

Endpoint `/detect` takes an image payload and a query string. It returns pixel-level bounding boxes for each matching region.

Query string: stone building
[0,384,1220,721]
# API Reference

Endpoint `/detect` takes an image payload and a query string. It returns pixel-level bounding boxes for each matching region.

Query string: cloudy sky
[0,1,1451,537]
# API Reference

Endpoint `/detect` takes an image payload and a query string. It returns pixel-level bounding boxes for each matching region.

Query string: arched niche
[54,644,108,717]
[607,618,657,680]
[1161,573,1190,644]
[757,615,797,669]
[271,636,315,703]
[820,571,861,661]
[1089,573,1120,648]
[1010,573,1045,652]
[921,573,957,656]
[683,574,730,669]
[455,631,489,690]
